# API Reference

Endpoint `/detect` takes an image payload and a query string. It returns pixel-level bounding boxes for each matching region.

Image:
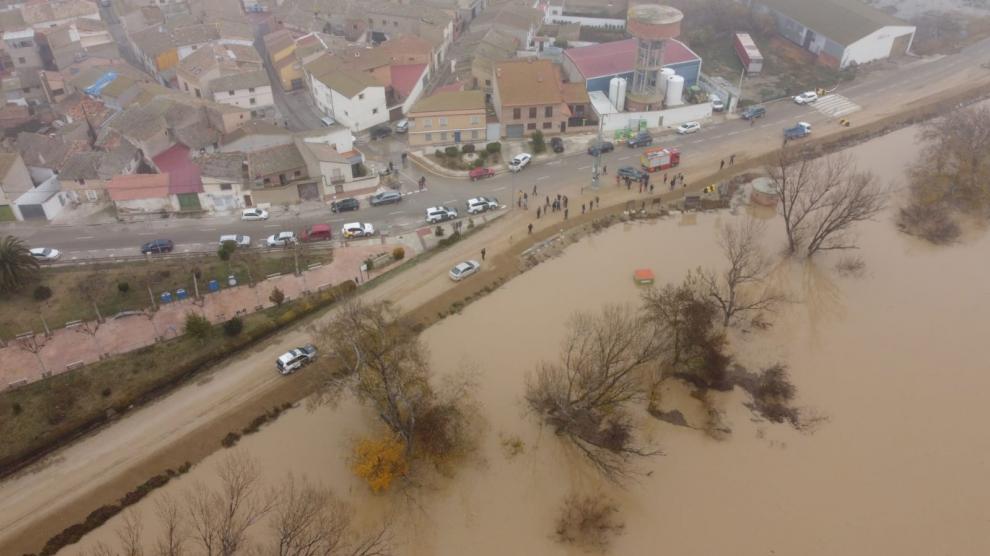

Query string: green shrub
[444,146,459,157]
[438,231,462,247]
[269,287,285,306]
[530,130,546,154]
[473,159,485,168]
[392,246,405,260]
[183,312,213,342]
[435,225,445,237]
[218,241,236,261]
[33,285,52,301]
[486,142,501,153]
[434,148,444,158]
[221,432,241,447]
[477,150,489,160]
[223,317,243,336]
[462,143,476,154]
[117,282,130,294]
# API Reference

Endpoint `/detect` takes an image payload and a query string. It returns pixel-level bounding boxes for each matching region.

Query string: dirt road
[2,68,990,554]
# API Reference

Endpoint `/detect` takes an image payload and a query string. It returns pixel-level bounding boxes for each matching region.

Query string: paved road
[6,38,990,261]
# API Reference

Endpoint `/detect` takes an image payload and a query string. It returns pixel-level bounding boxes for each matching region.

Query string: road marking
[691,139,703,144]
[78,236,94,239]
[547,160,561,165]
[199,228,216,231]
[578,165,590,170]
[443,199,458,204]
[619,156,631,160]
[536,175,549,181]
[493,186,506,191]
[138,232,155,236]
[388,210,404,215]
[264,224,279,228]
[726,131,740,136]
[760,122,774,128]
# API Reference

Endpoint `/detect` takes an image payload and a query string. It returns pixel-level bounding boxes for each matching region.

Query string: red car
[469,167,495,181]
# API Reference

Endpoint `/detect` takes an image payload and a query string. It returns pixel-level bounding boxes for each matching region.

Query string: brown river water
[63,125,990,555]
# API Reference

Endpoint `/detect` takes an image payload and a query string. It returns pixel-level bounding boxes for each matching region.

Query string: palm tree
[0,235,40,293]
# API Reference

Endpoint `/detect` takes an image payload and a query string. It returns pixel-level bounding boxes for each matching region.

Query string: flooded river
[62,125,990,555]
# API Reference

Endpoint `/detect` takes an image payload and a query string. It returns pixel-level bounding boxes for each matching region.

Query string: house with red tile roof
[106,173,175,216]
[561,38,702,95]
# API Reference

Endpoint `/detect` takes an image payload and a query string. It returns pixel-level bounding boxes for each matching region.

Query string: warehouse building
[561,38,701,95]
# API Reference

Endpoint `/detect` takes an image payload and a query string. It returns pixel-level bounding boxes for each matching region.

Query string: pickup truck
[783,122,812,140]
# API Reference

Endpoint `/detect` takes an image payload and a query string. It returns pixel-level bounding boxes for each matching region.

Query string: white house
[207,70,275,119]
[308,65,387,132]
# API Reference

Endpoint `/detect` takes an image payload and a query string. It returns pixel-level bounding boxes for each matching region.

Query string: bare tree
[695,218,783,327]
[117,510,145,556]
[269,475,390,556]
[321,301,433,454]
[187,451,274,556]
[75,272,108,322]
[154,493,186,556]
[768,149,887,257]
[526,305,661,481]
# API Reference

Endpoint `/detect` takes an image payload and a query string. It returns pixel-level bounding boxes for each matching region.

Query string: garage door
[176,193,201,211]
[18,204,46,220]
[0,204,14,221]
[506,124,524,139]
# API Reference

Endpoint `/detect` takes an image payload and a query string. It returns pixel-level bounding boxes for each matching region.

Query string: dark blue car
[141,239,174,254]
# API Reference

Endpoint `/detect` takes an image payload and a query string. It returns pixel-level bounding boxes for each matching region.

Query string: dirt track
[2,69,990,555]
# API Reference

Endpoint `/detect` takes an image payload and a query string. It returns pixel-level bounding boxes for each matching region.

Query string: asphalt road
[7,37,990,262]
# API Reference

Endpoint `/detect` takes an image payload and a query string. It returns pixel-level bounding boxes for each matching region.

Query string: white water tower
[665,74,684,107]
[659,67,675,94]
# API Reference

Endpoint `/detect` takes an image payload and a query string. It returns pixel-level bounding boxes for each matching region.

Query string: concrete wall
[842,26,915,67]
[600,102,712,133]
[115,196,175,214]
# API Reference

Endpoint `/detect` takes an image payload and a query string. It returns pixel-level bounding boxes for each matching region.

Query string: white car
[265,231,297,247]
[276,345,317,375]
[241,208,269,221]
[426,206,458,224]
[449,260,480,281]
[466,197,498,215]
[793,91,819,104]
[676,121,701,134]
[711,96,724,112]
[341,222,375,238]
[29,247,61,262]
[219,234,251,247]
[508,153,532,172]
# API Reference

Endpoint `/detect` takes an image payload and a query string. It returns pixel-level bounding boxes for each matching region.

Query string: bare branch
[154,493,186,556]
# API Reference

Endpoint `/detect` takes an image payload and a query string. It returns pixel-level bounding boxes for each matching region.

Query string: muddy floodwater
[61,125,990,555]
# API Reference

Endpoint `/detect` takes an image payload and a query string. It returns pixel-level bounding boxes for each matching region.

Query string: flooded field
[59,125,990,555]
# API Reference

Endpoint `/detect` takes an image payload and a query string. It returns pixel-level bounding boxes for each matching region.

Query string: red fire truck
[640,146,680,172]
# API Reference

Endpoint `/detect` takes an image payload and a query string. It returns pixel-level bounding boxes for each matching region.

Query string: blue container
[176,288,188,300]
[160,292,173,304]
[207,279,220,293]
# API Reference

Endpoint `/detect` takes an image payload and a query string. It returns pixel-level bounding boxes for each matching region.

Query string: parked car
[265,231,297,247]
[711,96,725,112]
[29,247,60,262]
[466,197,498,215]
[241,208,269,221]
[449,260,480,281]
[300,224,332,242]
[550,137,564,153]
[627,132,653,148]
[342,222,375,238]
[369,190,402,206]
[676,121,701,134]
[320,116,335,127]
[141,239,174,254]
[783,121,813,140]
[426,206,458,224]
[740,106,766,120]
[508,153,532,172]
[218,234,251,248]
[395,119,408,133]
[793,91,819,104]
[469,166,495,181]
[369,126,392,140]
[587,141,614,156]
[617,166,647,180]
[276,345,317,375]
[330,197,359,213]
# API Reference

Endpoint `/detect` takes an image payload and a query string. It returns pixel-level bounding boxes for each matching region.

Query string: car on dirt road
[265,231,297,247]
[426,206,458,224]
[276,345,318,375]
[140,239,174,254]
[626,132,653,148]
[369,190,402,206]
[342,222,375,238]
[711,96,725,112]
[550,137,564,153]
[300,224,332,242]
[449,260,480,282]
[469,166,495,181]
[617,166,647,180]
[508,153,532,172]
[587,141,614,156]
[741,106,766,120]
[218,234,251,248]
[240,208,269,221]
[29,247,61,261]
[466,197,498,215]
[330,197,359,213]
[676,121,701,134]
[793,91,819,104]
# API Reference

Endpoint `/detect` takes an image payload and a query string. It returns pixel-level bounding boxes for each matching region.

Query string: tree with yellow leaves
[352,436,409,493]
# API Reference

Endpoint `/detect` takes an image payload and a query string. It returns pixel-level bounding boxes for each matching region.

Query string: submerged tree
[526,305,661,481]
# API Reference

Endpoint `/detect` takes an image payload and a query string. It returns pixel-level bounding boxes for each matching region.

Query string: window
[470,130,478,139]
[263,177,271,184]
[393,21,398,27]
[195,88,201,98]
[248,87,255,93]
[485,79,491,87]
[220,183,232,191]
[424,132,432,141]
[527,122,536,130]
[545,106,553,118]
[294,170,301,177]
[229,90,235,96]
[86,190,98,201]
[17,57,25,64]
[440,132,447,141]
[512,108,521,119]
[250,98,256,105]
[183,82,189,91]
[423,118,432,128]
[469,115,480,125]
[439,116,447,127]
[372,108,378,114]
[77,179,84,185]
[528,107,536,118]
[542,121,552,130]
[358,93,364,100]
[21,87,29,93]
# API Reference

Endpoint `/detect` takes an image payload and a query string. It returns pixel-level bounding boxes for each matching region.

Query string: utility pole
[591,114,607,190]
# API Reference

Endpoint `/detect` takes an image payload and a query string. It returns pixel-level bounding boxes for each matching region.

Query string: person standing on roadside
[481,248,486,261]
[528,223,533,234]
